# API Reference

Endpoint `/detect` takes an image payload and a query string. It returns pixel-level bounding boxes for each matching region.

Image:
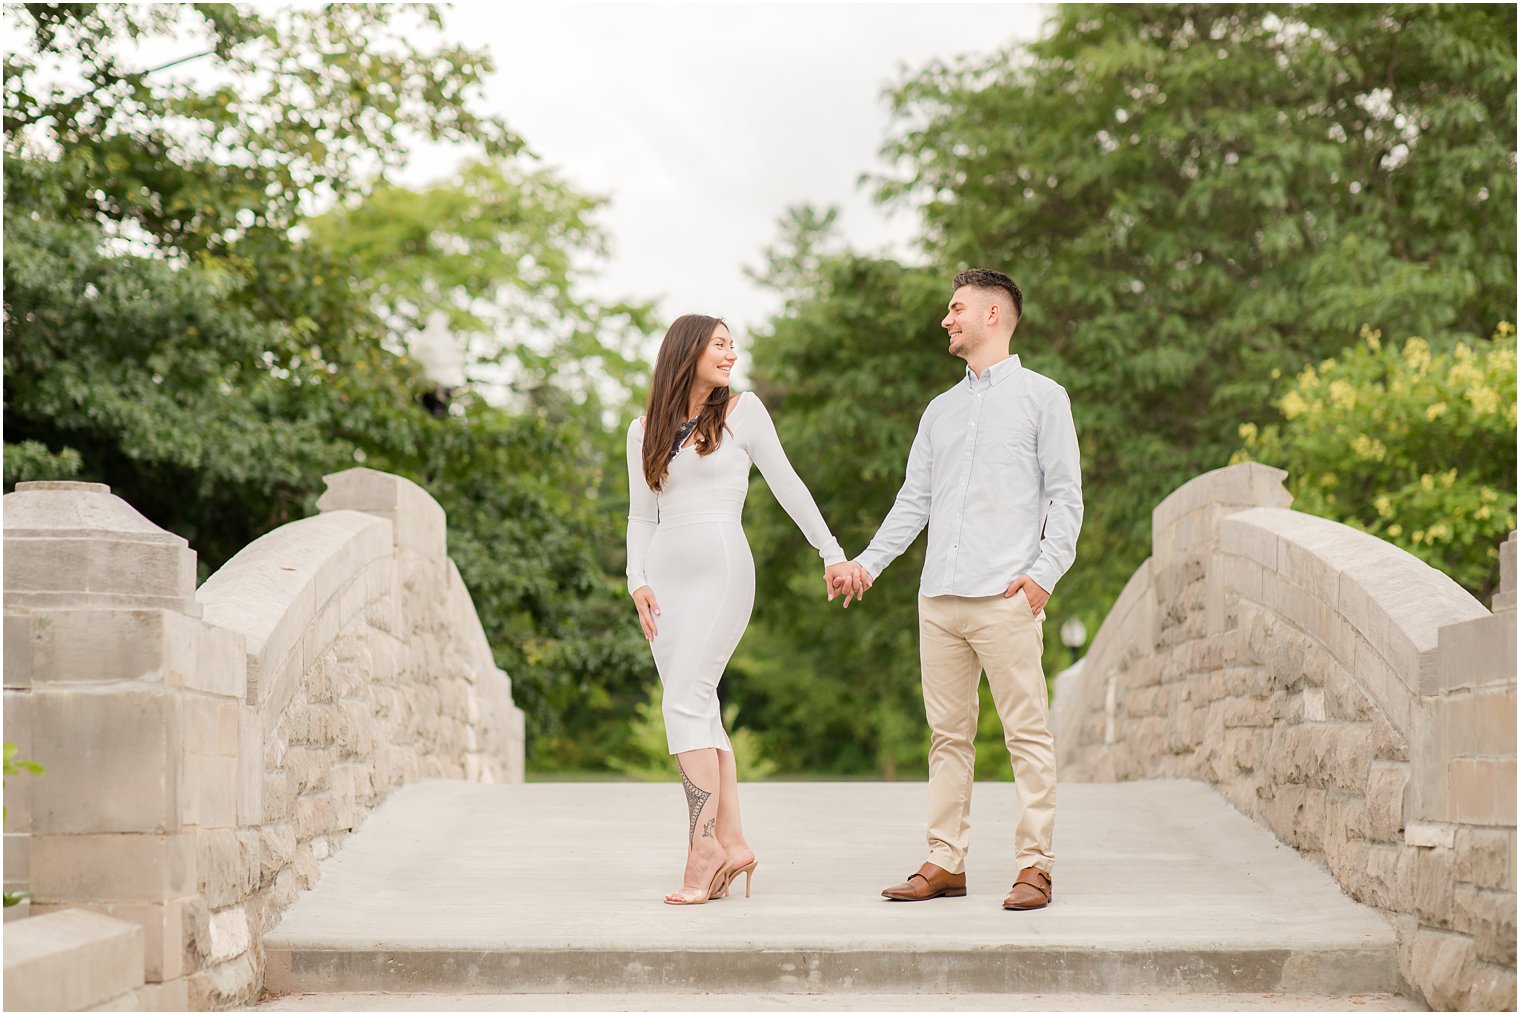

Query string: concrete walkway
[253,990,1422,1011]
[262,779,1402,999]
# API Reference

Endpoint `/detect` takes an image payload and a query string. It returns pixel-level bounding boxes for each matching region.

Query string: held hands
[631,585,660,640]
[1004,574,1050,615]
[824,561,873,608]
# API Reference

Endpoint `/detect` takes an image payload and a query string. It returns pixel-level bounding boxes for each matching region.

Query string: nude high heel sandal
[664,862,729,906]
[724,859,758,898]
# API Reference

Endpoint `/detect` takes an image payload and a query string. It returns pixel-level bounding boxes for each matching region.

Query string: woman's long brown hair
[641,314,731,492]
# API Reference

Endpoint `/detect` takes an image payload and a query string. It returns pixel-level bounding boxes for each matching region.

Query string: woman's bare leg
[667,748,725,903]
[714,748,755,872]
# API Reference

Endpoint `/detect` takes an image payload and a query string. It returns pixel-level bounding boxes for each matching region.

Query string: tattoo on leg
[677,758,711,847]
[702,817,715,839]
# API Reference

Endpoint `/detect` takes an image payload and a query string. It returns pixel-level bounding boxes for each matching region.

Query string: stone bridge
[1054,463,1516,1010]
[3,470,524,1009]
[1,464,1514,1011]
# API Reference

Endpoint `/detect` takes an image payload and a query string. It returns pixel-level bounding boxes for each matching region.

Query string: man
[836,268,1083,911]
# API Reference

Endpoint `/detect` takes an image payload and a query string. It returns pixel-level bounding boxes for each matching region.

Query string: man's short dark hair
[952,268,1023,324]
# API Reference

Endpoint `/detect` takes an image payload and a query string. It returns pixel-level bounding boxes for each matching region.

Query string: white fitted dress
[627,392,845,754]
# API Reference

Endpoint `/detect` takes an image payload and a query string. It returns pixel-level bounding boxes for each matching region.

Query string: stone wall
[3,469,524,1010]
[1053,462,1516,1011]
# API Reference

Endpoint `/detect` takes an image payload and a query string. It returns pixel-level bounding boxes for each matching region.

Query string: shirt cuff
[1024,560,1060,597]
[627,574,649,595]
[854,554,884,581]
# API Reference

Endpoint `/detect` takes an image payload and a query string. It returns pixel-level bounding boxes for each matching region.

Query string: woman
[627,314,857,905]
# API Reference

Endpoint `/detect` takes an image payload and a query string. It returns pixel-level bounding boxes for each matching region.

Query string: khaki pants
[919,589,1056,876]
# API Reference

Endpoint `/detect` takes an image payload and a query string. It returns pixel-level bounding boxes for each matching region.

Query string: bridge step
[262,780,1400,997]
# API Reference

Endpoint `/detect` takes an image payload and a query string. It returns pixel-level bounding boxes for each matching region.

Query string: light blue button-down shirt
[856,354,1084,598]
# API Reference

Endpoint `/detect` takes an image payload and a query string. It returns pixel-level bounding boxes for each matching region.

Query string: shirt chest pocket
[989,421,1037,464]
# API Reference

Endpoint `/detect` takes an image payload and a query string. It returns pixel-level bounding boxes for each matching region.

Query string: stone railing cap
[3,482,187,546]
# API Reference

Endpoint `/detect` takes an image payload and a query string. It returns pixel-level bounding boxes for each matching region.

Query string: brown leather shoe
[1002,866,1052,910]
[881,862,967,901]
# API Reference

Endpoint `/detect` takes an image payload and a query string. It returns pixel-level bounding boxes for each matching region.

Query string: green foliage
[4,742,44,783]
[608,685,778,782]
[3,3,659,771]
[1236,324,1517,598]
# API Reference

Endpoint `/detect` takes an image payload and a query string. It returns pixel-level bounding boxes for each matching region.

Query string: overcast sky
[401,3,1050,343]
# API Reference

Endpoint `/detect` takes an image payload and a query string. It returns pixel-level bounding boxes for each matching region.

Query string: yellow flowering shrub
[1232,323,1517,599]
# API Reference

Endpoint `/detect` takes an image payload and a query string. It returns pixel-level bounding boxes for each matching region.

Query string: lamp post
[1060,616,1088,660]
[411,310,467,418]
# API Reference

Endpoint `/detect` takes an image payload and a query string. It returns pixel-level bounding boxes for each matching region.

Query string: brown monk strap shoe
[881,861,967,901]
[1002,866,1052,910]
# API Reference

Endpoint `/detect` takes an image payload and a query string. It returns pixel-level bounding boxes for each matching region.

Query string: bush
[1234,324,1517,599]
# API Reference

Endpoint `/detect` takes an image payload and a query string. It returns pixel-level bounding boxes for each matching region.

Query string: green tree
[4,2,519,565]
[3,4,660,770]
[1236,324,1517,599]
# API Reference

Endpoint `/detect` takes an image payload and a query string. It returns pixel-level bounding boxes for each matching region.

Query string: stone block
[5,485,198,611]
[288,745,334,796]
[183,754,238,829]
[1364,762,1409,842]
[207,905,250,964]
[189,948,259,1010]
[1280,536,1340,606]
[1468,886,1518,965]
[1222,550,1270,607]
[31,609,172,687]
[2,906,144,1012]
[237,708,263,828]
[317,468,444,559]
[1406,926,1477,1012]
[5,614,33,688]
[1329,727,1371,792]
[1346,636,1409,732]
[1450,757,1518,826]
[1338,578,1420,691]
[138,978,190,1011]
[1264,627,1306,691]
[31,684,182,834]
[257,646,305,740]
[1473,684,1518,756]
[364,558,398,607]
[1371,707,1408,762]
[31,833,196,904]
[182,696,241,757]
[338,573,367,631]
[1220,695,1273,729]
[184,617,247,700]
[1456,826,1514,891]
[1412,845,1457,927]
[197,828,259,910]
[1436,610,1517,693]
[4,690,33,833]
[1300,687,1327,722]
[1405,821,1456,849]
[54,896,202,982]
[262,769,296,824]
[259,822,297,889]
[1361,842,1405,909]
[301,600,344,686]
[292,840,320,890]
[4,832,29,891]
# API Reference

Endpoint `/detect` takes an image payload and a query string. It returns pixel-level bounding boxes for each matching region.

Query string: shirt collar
[965,353,1021,390]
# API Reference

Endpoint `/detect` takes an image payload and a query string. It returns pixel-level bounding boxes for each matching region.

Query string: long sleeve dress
[626,391,845,754]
